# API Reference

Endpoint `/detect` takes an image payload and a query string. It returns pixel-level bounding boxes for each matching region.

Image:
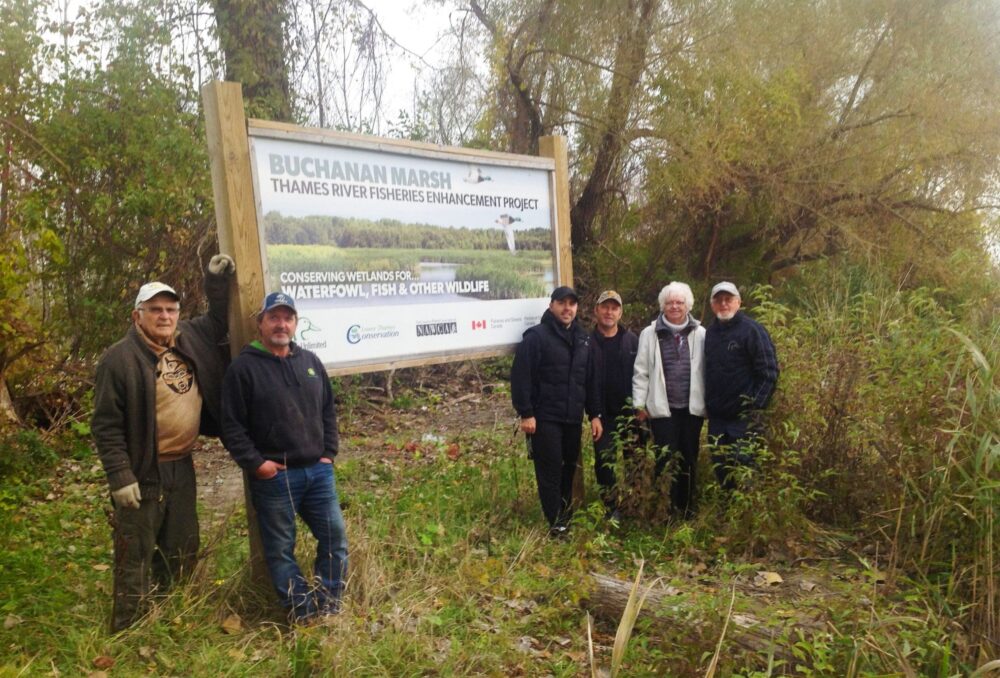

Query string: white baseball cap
[134,282,179,309]
[710,281,740,299]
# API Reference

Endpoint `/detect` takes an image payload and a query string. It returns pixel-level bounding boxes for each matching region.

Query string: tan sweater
[138,326,202,461]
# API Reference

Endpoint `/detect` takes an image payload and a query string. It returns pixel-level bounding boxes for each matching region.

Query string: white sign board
[247,127,559,371]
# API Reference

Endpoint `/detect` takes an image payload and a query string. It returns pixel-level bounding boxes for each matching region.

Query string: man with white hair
[632,281,706,518]
[92,254,236,631]
[704,281,779,490]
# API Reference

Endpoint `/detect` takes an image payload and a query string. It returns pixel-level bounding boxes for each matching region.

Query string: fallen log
[584,572,827,665]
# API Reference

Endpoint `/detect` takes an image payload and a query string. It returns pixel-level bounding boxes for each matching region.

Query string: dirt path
[194,383,513,522]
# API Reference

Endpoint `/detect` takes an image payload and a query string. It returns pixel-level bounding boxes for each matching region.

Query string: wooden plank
[202,81,265,348]
[201,80,271,593]
[537,136,574,286]
[326,346,515,377]
[248,119,556,169]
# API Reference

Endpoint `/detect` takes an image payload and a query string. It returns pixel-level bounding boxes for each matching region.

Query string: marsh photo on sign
[248,131,559,369]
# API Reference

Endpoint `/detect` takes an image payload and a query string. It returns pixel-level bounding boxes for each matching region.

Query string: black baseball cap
[550,286,579,302]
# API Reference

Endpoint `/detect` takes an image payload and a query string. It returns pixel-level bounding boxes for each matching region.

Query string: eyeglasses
[140,305,180,316]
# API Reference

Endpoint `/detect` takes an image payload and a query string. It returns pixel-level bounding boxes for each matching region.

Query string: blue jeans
[248,461,348,620]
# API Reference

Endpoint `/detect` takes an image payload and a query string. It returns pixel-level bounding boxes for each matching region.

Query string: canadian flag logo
[471,319,487,330]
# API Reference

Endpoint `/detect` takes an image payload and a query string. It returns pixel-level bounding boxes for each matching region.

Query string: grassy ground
[0,379,967,676]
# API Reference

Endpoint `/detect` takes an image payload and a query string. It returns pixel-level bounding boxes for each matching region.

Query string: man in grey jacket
[92,254,235,631]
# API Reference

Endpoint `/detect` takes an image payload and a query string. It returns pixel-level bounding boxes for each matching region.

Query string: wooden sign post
[201,80,270,588]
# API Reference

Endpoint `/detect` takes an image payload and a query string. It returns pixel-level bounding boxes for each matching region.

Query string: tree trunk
[0,374,20,426]
[211,0,293,121]
[569,0,660,249]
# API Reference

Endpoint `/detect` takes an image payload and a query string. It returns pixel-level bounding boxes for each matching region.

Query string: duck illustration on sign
[464,166,492,184]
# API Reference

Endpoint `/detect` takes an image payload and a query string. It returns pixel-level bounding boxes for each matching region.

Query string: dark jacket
[221,341,338,472]
[588,325,639,420]
[91,269,230,491]
[510,309,592,424]
[704,310,779,420]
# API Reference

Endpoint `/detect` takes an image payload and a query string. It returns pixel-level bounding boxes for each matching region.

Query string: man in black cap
[704,281,779,489]
[510,286,594,536]
[587,290,639,520]
[221,292,348,623]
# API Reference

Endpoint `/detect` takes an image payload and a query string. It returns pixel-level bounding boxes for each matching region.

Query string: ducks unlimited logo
[295,317,327,350]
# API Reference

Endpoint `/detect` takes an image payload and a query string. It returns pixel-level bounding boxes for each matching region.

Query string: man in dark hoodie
[510,286,593,536]
[703,281,779,490]
[220,292,348,623]
[92,254,235,632]
[587,290,639,520]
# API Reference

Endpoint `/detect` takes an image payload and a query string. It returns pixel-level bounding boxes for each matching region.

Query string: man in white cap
[703,281,779,489]
[92,254,236,631]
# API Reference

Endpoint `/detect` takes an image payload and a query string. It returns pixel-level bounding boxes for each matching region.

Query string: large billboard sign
[246,124,562,372]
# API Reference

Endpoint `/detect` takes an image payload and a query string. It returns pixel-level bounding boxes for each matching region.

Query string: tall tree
[211,0,293,120]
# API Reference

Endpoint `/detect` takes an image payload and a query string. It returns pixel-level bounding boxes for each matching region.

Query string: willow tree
[630,0,1000,292]
[469,0,670,251]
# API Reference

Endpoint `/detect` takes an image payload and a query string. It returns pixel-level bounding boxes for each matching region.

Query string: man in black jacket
[703,282,779,489]
[511,286,592,536]
[221,292,348,623]
[92,254,235,632]
[587,290,639,519]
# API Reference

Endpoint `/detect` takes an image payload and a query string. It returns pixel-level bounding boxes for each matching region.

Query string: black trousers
[593,414,642,511]
[529,420,582,527]
[649,409,704,518]
[708,416,761,491]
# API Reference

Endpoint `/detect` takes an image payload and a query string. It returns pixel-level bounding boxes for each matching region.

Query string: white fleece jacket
[631,317,706,418]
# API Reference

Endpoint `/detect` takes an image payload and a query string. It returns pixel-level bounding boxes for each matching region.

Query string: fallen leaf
[92,564,110,572]
[92,656,115,669]
[445,443,460,460]
[754,571,783,587]
[4,615,21,630]
[516,636,538,652]
[799,580,817,592]
[554,636,572,646]
[138,646,155,660]
[221,614,243,634]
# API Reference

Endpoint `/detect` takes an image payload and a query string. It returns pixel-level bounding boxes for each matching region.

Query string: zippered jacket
[510,309,592,424]
[92,268,230,491]
[703,310,779,420]
[632,315,706,418]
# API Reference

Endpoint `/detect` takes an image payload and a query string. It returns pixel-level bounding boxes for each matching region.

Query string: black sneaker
[548,525,570,540]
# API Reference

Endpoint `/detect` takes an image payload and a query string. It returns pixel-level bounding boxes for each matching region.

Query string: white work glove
[208,253,236,276]
[111,482,142,510]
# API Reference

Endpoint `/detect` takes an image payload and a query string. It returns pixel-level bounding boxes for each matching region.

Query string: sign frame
[203,81,574,377]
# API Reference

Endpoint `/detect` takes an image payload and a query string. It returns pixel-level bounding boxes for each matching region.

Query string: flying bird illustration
[495,214,521,253]
[464,166,492,183]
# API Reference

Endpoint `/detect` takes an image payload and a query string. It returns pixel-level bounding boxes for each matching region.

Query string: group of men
[92,258,346,631]
[91,259,774,630]
[511,282,778,535]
